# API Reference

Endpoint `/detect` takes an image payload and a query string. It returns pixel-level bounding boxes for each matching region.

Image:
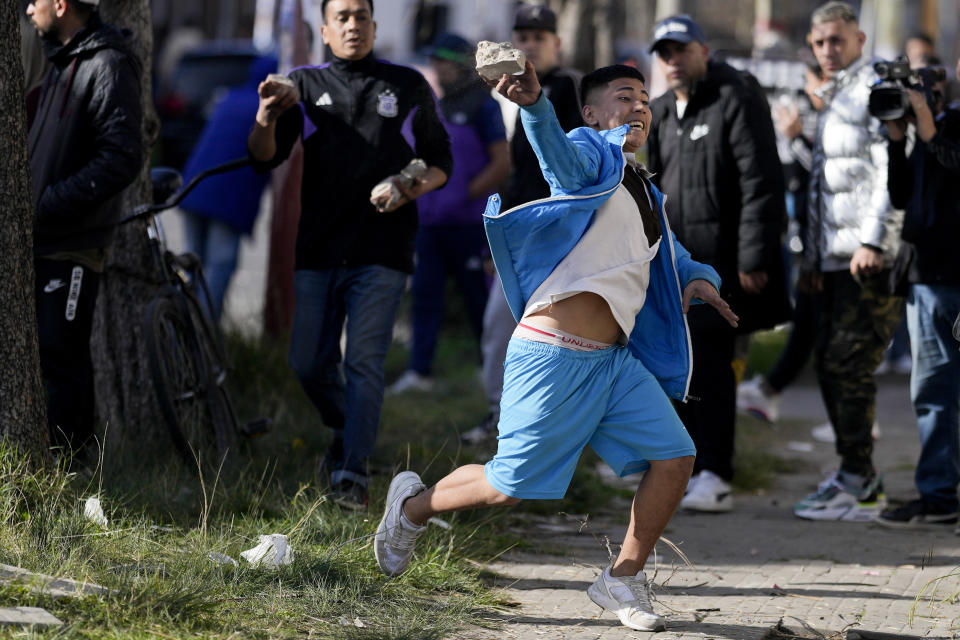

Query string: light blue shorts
[484,338,695,499]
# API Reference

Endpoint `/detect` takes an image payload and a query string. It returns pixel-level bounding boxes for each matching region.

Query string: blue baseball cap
[650,14,706,53]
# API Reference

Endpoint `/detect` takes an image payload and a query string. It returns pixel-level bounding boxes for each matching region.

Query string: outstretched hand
[682,279,739,328]
[483,60,541,107]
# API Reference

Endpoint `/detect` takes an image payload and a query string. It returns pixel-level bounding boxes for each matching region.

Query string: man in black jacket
[248,0,452,510]
[877,72,960,529]
[27,0,143,452]
[648,15,788,512]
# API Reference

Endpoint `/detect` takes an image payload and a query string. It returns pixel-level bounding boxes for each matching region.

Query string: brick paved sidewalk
[455,379,960,639]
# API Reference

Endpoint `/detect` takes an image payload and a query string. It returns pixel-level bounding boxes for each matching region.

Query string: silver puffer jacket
[808,57,902,271]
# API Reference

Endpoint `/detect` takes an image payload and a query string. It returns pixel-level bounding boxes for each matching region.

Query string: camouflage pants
[814,270,905,477]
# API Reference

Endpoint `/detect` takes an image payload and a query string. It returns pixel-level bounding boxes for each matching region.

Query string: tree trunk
[0,0,50,462]
[90,0,172,461]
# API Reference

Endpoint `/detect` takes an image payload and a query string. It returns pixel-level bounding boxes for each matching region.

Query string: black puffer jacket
[28,14,143,256]
[648,61,789,332]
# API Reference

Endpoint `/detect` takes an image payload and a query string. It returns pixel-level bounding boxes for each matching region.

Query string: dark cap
[514,3,557,33]
[650,14,706,53]
[427,33,474,65]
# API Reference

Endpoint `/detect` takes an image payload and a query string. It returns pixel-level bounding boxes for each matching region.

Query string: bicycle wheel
[144,294,234,467]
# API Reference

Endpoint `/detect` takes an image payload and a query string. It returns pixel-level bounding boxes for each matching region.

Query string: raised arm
[248,73,301,166]
[488,61,600,193]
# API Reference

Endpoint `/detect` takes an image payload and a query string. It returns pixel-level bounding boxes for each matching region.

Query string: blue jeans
[182,214,241,320]
[907,283,960,510]
[289,266,407,476]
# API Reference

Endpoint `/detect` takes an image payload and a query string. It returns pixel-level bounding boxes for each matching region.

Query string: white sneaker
[793,470,885,521]
[736,375,780,423]
[587,567,666,631]
[374,471,427,577]
[810,421,881,443]
[386,370,433,395]
[680,470,733,512]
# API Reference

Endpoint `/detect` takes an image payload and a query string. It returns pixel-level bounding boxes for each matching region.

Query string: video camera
[868,56,946,120]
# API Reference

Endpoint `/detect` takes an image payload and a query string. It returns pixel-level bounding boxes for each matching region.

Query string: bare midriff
[523,292,622,344]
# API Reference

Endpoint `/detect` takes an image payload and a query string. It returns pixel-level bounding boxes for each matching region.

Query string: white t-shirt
[523,156,661,338]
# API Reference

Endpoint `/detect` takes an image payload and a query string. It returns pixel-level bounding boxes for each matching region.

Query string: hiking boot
[386,370,434,395]
[587,567,666,631]
[460,412,498,445]
[680,470,733,513]
[810,420,881,443]
[876,498,958,530]
[375,471,427,577]
[793,471,885,521]
[331,477,368,511]
[736,375,780,423]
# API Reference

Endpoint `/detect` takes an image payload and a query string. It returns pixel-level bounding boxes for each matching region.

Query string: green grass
[0,294,624,638]
[0,438,510,639]
[0,303,804,637]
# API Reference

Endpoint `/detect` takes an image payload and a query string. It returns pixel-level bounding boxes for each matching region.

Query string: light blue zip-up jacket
[483,93,721,402]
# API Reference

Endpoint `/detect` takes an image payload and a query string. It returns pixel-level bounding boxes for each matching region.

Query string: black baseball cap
[650,14,706,53]
[514,3,557,33]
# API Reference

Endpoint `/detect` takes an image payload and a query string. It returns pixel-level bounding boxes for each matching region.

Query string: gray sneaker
[374,471,427,577]
[587,567,666,631]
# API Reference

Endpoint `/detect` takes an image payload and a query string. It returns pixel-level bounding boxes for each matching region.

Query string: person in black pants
[27,0,143,452]
[647,15,789,513]
[738,67,825,424]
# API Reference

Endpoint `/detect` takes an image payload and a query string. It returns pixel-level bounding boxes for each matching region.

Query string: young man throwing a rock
[374,61,737,631]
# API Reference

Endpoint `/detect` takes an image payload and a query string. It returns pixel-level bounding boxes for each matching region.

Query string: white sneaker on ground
[680,470,733,513]
[386,370,434,395]
[374,471,427,577]
[810,420,881,443]
[587,567,666,631]
[793,470,885,521]
[736,375,780,423]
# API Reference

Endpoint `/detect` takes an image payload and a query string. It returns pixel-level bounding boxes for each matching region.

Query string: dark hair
[66,0,96,18]
[321,0,373,21]
[906,32,934,47]
[580,65,646,107]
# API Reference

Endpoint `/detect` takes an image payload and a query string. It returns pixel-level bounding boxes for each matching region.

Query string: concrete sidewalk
[457,377,960,639]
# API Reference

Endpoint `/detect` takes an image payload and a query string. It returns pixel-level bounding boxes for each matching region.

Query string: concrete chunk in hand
[370,159,428,210]
[476,41,526,80]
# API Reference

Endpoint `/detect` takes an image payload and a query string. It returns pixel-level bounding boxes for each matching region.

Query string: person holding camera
[793,1,905,522]
[876,64,960,529]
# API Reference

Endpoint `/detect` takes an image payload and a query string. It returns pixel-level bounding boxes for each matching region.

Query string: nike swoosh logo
[44,280,66,293]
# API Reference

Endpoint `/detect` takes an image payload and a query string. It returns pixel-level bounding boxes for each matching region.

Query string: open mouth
[628,121,646,130]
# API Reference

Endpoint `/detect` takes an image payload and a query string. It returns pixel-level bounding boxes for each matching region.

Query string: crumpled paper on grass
[240,534,294,568]
[83,497,108,527]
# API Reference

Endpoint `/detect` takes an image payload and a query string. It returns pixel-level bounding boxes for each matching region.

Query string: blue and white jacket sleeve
[520,93,599,193]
